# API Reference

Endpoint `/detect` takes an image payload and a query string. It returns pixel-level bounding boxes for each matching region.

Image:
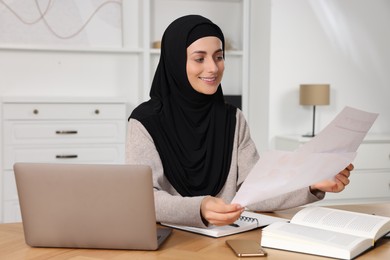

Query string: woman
[126,15,352,228]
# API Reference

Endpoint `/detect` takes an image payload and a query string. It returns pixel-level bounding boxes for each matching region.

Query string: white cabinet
[1,97,127,223]
[275,135,390,205]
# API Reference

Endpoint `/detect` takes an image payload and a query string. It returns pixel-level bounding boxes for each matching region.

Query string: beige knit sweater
[126,109,324,228]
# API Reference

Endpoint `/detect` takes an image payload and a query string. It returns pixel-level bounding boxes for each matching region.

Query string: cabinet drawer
[354,143,390,170]
[3,121,126,145]
[4,145,125,169]
[3,103,126,120]
[324,171,390,200]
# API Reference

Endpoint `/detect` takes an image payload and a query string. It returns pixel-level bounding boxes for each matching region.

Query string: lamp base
[302,105,316,138]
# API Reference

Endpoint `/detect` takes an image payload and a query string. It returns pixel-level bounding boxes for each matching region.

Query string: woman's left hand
[310,164,354,193]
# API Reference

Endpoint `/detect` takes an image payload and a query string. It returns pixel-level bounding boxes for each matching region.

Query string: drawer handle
[33,109,39,115]
[56,155,78,159]
[55,130,78,135]
[94,109,100,115]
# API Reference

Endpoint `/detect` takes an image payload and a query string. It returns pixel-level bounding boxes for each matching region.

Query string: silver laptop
[14,163,171,250]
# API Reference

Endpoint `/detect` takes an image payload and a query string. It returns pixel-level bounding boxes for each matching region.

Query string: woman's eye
[195,57,204,62]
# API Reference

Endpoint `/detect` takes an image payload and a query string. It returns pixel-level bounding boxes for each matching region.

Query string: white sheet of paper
[232,107,379,207]
[297,106,379,153]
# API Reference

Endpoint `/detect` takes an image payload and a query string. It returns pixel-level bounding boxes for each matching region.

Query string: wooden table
[1,203,389,259]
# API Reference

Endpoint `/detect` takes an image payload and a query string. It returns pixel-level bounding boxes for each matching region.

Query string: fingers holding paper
[310,163,354,193]
[200,196,244,226]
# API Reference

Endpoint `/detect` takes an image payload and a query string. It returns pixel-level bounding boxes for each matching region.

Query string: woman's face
[186,36,224,95]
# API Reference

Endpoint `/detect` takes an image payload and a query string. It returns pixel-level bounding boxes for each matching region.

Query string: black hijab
[130,15,237,197]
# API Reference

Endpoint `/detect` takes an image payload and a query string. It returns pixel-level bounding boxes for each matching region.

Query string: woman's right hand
[200,196,244,226]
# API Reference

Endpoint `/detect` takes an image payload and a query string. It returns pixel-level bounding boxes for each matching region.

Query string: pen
[229,223,240,228]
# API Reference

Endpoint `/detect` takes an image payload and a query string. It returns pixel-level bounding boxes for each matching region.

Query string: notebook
[162,210,288,238]
[13,162,171,250]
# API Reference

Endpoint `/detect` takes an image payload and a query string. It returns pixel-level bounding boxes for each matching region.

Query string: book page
[291,207,390,240]
[263,222,368,249]
[262,222,371,259]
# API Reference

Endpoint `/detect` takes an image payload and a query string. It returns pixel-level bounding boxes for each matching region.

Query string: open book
[162,211,288,238]
[261,206,390,259]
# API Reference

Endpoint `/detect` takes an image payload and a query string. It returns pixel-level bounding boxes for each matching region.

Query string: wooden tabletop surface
[1,203,389,259]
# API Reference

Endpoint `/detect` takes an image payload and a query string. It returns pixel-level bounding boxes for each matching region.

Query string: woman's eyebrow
[190,49,223,55]
[190,50,207,55]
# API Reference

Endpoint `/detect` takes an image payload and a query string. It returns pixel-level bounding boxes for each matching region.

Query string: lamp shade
[299,84,330,106]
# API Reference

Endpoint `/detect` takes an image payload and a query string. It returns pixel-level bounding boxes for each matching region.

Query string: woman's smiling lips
[200,76,217,83]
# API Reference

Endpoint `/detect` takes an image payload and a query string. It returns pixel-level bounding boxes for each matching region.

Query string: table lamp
[299,84,330,137]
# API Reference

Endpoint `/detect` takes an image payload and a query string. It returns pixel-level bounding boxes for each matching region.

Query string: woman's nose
[205,59,218,73]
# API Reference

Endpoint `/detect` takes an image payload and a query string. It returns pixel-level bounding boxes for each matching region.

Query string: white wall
[267,0,390,146]
[249,0,390,152]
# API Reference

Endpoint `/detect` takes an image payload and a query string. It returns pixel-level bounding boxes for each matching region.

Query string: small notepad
[162,211,287,238]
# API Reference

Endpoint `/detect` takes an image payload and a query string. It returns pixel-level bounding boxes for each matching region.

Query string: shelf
[0,45,143,54]
[1,96,128,104]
